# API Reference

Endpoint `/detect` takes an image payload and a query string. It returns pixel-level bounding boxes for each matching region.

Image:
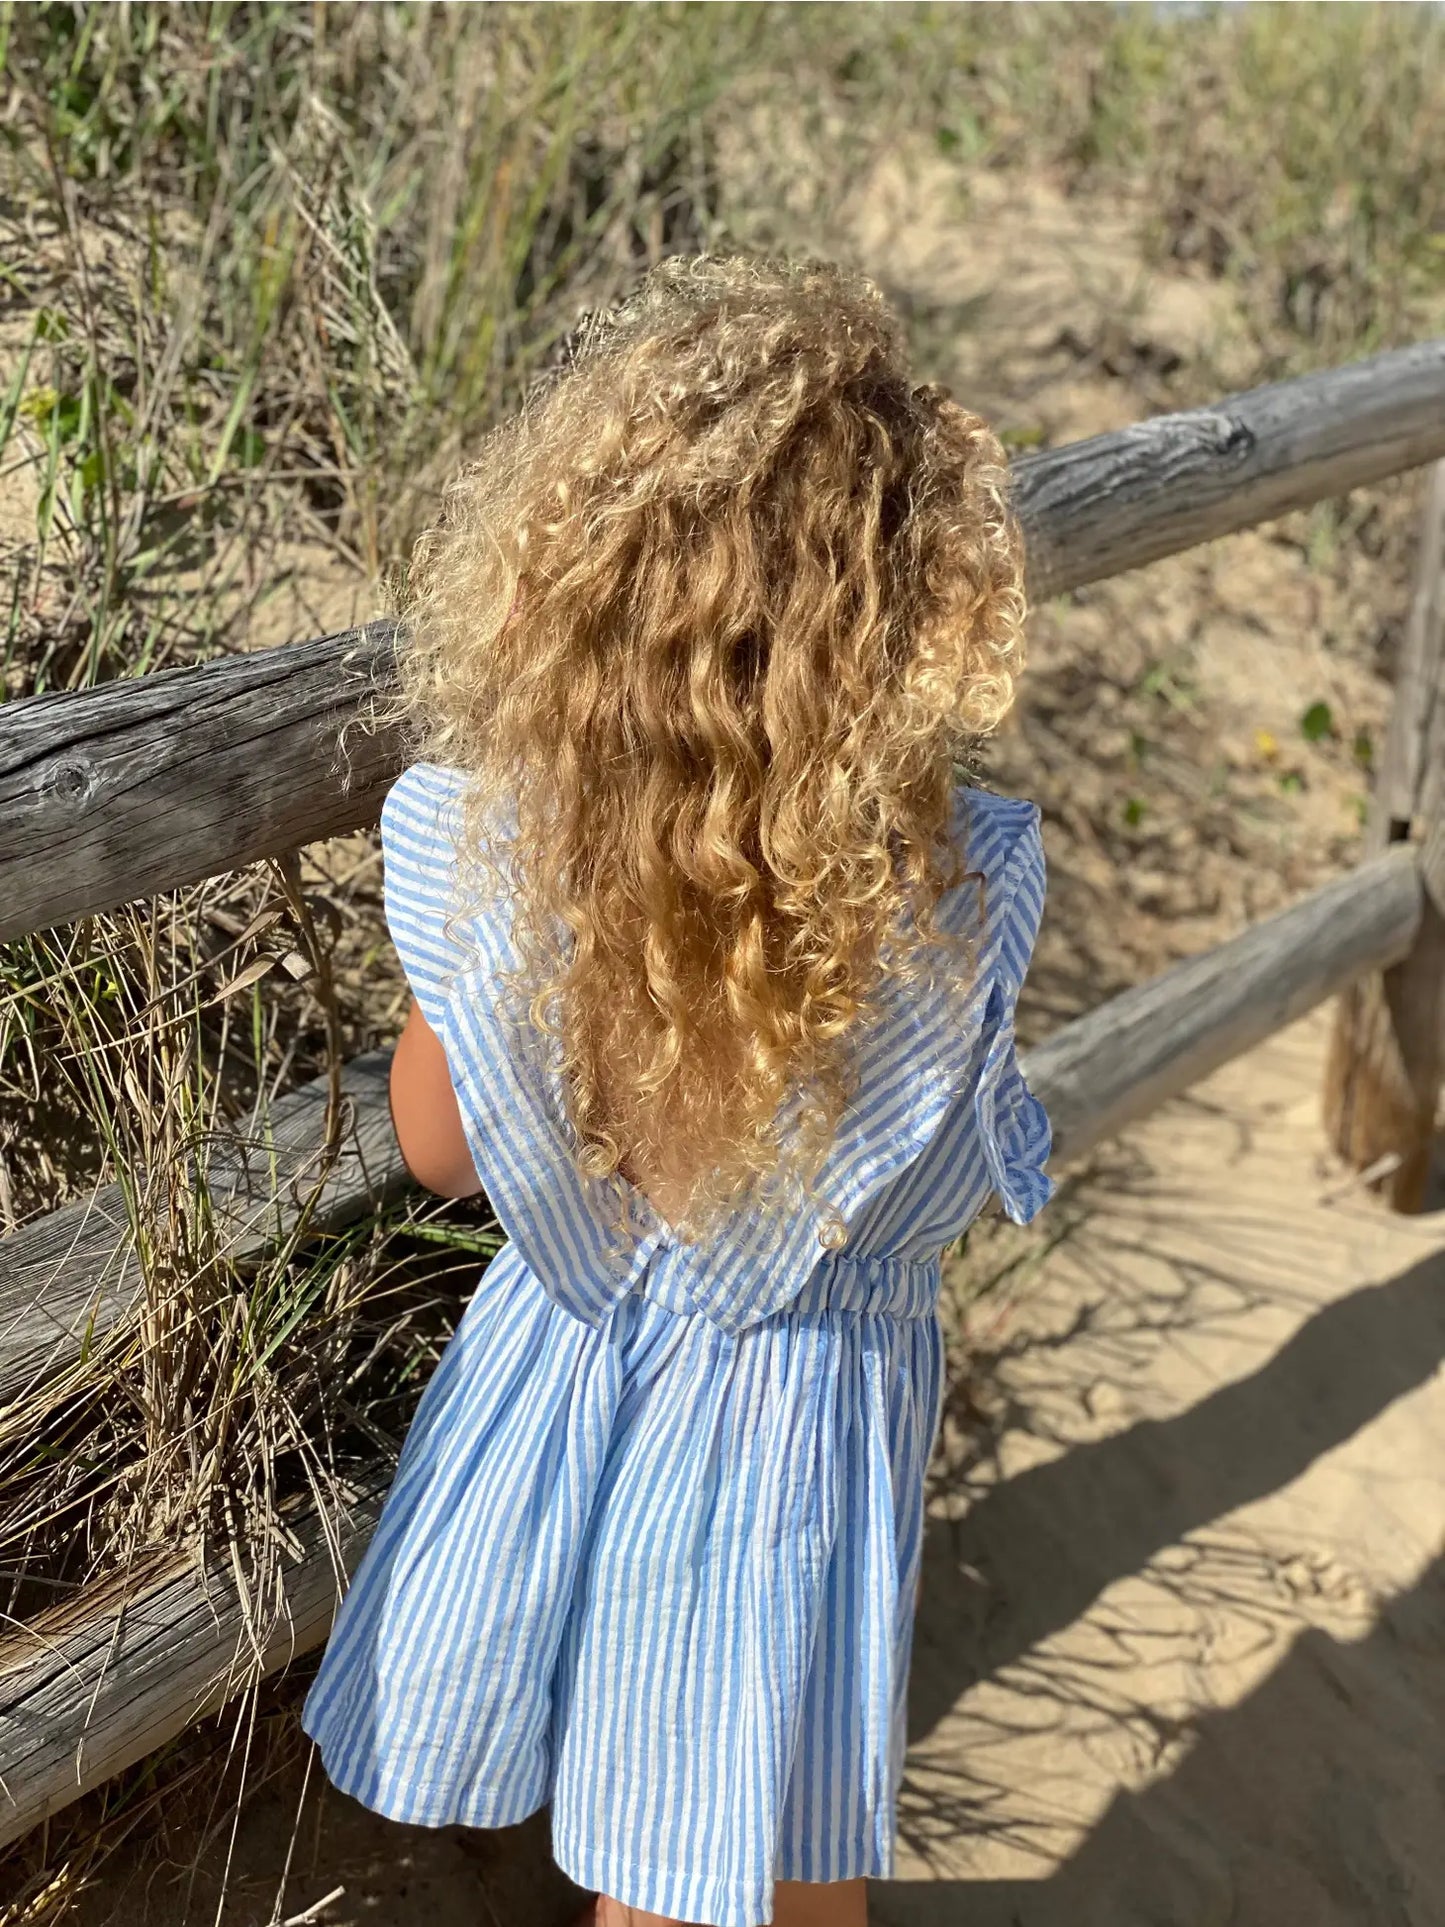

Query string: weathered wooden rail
[4,338,1445,945]
[1325,458,1445,1206]
[3,336,1445,1852]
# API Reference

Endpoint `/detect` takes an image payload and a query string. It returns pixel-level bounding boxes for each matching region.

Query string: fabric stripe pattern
[301,763,1054,1926]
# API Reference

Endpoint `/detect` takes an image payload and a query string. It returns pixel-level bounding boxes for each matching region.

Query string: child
[301,251,1053,1927]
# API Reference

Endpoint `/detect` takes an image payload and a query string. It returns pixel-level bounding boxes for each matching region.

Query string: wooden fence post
[1324,460,1445,1209]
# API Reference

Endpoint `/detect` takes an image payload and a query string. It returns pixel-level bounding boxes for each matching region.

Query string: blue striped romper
[301,762,1053,1926]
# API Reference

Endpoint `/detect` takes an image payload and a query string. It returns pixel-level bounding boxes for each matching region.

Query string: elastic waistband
[790,1250,942,1319]
[631,1248,942,1322]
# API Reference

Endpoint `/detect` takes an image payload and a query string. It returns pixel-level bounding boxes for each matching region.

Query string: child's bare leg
[772,1878,867,1926]
[592,1878,867,1925]
[593,1901,685,1926]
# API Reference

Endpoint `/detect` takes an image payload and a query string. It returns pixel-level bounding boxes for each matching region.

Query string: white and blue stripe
[301,763,1053,1925]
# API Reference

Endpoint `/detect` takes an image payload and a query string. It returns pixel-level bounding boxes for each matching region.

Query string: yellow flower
[17,386,59,421]
[1254,728,1279,764]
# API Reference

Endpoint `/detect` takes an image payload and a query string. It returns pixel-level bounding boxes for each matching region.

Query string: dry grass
[2,2,1444,1917]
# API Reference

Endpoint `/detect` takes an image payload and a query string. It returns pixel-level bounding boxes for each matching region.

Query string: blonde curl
[377,251,1028,1246]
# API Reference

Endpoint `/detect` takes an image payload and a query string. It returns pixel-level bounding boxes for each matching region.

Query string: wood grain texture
[1323,461,1445,1210]
[0,1050,408,1414]
[0,1468,390,1849]
[1014,337,1445,600]
[1025,844,1423,1168]
[0,622,404,943]
[5,342,1445,941]
[1369,461,1445,840]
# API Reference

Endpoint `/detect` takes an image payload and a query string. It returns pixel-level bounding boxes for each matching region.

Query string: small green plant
[934,112,985,162]
[1141,660,1197,711]
[1300,700,1336,743]
[1306,504,1340,571]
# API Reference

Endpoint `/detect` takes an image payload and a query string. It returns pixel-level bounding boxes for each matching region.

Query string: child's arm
[388,998,484,1200]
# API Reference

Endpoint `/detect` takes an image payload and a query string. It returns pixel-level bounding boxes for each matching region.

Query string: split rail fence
[3,339,1445,1849]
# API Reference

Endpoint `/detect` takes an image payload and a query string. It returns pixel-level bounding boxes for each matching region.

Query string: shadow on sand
[881,1245,1445,1926]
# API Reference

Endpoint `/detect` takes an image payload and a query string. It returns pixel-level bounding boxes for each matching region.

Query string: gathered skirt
[301,1242,945,1927]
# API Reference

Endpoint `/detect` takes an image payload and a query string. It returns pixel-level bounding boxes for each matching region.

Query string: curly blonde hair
[386,250,1027,1245]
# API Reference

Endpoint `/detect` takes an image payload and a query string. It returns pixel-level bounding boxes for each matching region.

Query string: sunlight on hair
[377,251,1028,1241]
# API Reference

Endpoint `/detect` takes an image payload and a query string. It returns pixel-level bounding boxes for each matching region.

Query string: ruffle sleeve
[649,789,1056,1331]
[379,762,666,1327]
[378,763,475,1033]
[970,806,1054,1224]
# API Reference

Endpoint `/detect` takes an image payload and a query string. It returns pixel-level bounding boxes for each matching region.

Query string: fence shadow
[878,1543,1445,1926]
[909,1245,1445,1741]
[889,1244,1445,1925]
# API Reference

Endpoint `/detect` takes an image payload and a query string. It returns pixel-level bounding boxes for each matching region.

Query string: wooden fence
[3,338,1445,1851]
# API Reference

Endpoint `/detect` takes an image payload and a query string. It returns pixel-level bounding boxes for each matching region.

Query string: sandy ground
[67,1002,1445,1927]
